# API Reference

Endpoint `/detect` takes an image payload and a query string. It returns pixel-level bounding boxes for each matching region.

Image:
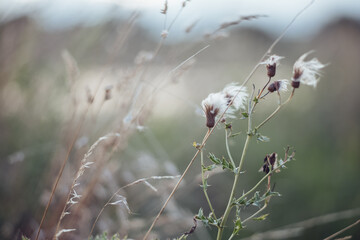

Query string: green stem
[201,151,217,219]
[216,134,252,240]
[242,203,268,224]
[225,129,236,167]
[256,88,295,130]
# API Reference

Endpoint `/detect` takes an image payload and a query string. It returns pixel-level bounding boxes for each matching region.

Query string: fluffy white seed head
[222,83,248,111]
[292,51,327,88]
[261,55,284,66]
[201,92,228,128]
[201,84,248,128]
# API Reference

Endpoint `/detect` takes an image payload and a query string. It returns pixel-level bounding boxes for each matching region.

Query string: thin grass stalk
[53,133,120,239]
[88,175,180,238]
[35,108,89,240]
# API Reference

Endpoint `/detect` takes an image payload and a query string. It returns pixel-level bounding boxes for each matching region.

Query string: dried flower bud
[291,51,327,88]
[261,55,284,78]
[268,80,289,93]
[291,80,300,89]
[262,152,277,174]
[267,64,276,77]
[201,84,247,129]
[201,92,227,128]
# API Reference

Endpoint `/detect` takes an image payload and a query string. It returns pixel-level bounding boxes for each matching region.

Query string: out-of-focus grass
[0,15,359,240]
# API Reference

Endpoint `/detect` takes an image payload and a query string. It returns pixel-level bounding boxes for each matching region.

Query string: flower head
[267,80,289,93]
[222,83,248,111]
[292,51,327,88]
[262,152,277,174]
[201,92,227,128]
[261,55,284,77]
[201,84,248,128]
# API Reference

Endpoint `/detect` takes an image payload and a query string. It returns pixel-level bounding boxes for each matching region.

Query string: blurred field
[0,7,360,240]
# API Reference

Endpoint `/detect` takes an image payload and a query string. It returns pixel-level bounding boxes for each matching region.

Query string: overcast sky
[1,0,360,41]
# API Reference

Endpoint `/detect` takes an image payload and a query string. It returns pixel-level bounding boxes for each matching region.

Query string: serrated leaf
[231,218,243,236]
[208,153,221,164]
[252,213,269,221]
[196,208,204,219]
[256,133,270,142]
[202,164,217,172]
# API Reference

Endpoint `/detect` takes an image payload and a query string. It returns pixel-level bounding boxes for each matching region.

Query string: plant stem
[242,203,268,224]
[225,130,236,167]
[201,151,217,219]
[216,133,252,240]
[142,129,211,240]
[324,219,360,240]
[256,88,295,130]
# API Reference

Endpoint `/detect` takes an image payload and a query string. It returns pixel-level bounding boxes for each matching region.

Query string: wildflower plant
[144,48,326,240]
[190,52,326,240]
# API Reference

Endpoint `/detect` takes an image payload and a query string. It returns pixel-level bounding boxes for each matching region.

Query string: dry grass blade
[89,175,180,238]
[323,219,360,240]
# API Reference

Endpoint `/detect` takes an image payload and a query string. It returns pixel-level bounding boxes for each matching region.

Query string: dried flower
[261,55,284,77]
[267,80,289,93]
[222,83,248,111]
[201,84,247,128]
[202,92,228,128]
[262,153,277,174]
[292,51,327,88]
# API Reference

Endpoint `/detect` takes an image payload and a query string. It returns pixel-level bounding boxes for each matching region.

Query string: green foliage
[90,232,122,240]
[248,129,270,142]
[233,189,281,208]
[208,153,237,173]
[252,213,269,221]
[195,208,220,228]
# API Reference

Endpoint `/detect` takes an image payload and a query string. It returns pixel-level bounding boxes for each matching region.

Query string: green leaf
[256,133,270,142]
[208,153,221,164]
[241,112,249,118]
[230,132,241,138]
[202,164,217,172]
[231,218,244,236]
[252,214,269,221]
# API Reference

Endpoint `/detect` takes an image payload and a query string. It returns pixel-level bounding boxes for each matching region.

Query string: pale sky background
[1,0,360,41]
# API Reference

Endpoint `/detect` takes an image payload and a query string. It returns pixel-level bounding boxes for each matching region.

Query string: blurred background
[0,0,360,239]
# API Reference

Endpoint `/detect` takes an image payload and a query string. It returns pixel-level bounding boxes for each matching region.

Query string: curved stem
[256,88,295,130]
[201,151,217,219]
[225,130,236,167]
[242,203,268,224]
